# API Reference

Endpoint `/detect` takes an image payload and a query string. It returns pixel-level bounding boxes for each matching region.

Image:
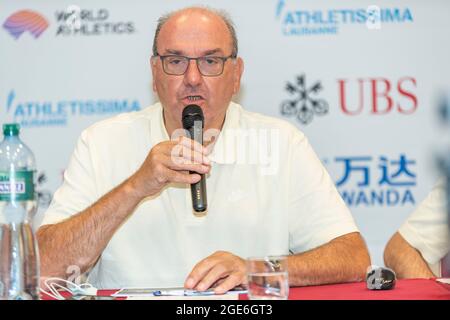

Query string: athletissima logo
[276,1,413,36]
[4,90,141,128]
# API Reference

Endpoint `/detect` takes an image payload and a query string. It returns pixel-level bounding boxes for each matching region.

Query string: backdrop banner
[1,0,450,266]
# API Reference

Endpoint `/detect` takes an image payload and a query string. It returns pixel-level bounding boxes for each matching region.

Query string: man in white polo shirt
[37,6,370,293]
[384,179,450,278]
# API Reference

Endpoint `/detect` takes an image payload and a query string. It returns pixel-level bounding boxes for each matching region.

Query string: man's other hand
[184,251,246,294]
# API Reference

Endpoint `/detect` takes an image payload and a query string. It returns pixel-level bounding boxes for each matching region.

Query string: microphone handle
[190,174,207,212]
[188,124,207,213]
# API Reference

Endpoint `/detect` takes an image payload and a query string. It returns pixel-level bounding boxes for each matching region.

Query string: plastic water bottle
[0,123,39,300]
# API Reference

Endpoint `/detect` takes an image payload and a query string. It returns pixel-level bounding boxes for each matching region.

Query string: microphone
[182,104,207,214]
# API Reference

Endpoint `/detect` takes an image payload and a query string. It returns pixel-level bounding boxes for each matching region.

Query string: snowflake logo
[281,74,329,125]
[36,172,52,208]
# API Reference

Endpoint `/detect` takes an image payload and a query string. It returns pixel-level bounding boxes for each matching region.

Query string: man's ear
[233,57,244,95]
[150,56,157,92]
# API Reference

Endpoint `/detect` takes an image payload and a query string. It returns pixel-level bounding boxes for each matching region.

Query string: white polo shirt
[40,102,359,289]
[399,179,450,277]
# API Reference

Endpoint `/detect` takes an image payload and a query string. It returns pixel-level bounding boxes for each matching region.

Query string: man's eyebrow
[163,49,183,55]
[203,48,223,56]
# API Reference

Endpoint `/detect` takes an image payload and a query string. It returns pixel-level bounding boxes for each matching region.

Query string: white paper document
[436,278,450,284]
[111,287,247,300]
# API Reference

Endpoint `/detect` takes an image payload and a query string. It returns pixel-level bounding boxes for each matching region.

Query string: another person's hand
[184,251,247,294]
[129,136,210,198]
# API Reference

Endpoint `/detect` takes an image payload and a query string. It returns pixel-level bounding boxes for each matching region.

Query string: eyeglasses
[154,53,236,76]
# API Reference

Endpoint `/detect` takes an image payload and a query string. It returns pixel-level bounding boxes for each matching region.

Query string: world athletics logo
[275,0,413,36]
[2,10,49,39]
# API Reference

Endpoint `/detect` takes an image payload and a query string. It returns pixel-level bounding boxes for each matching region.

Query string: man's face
[151,10,243,132]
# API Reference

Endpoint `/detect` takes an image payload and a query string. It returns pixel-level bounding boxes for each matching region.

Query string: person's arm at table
[37,138,210,279]
[185,231,370,294]
[37,178,145,279]
[287,231,370,286]
[383,232,434,279]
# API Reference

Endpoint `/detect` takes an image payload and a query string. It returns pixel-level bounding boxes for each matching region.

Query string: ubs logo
[281,74,329,125]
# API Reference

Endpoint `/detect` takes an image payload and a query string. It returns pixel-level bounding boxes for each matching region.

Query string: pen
[184,289,216,296]
[152,289,216,296]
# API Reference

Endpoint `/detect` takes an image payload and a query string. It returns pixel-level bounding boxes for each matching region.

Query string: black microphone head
[182,104,204,129]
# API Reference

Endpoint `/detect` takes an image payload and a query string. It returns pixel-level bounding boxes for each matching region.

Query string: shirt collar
[149,102,170,144]
[208,102,240,164]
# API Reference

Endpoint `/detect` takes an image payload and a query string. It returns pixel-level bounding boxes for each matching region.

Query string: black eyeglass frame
[153,53,237,76]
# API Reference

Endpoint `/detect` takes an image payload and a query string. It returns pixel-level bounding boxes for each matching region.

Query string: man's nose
[183,59,202,87]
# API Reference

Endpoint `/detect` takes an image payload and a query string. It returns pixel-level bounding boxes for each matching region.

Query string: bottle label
[0,171,35,201]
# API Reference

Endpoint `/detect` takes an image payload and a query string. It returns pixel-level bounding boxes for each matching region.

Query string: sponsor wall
[1,0,450,266]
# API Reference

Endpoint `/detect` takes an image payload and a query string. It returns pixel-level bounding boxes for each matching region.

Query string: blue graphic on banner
[276,1,413,36]
[332,154,416,207]
[4,90,141,127]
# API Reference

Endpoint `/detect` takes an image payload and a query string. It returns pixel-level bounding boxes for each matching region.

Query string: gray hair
[152,6,238,58]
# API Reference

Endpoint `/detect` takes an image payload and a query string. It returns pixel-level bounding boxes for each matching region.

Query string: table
[242,278,450,300]
[55,278,448,300]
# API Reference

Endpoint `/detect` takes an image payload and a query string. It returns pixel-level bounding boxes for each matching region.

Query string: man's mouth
[186,95,203,102]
